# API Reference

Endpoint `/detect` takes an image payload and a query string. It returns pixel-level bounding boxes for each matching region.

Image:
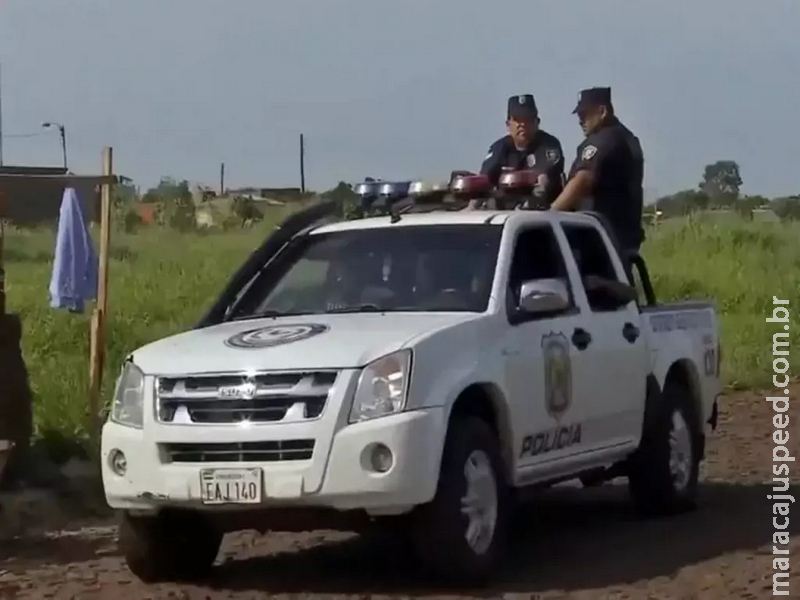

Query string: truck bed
[641,301,715,314]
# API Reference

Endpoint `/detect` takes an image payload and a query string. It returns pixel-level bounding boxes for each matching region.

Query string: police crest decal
[581,145,598,161]
[542,332,572,420]
[225,323,329,349]
[526,154,537,168]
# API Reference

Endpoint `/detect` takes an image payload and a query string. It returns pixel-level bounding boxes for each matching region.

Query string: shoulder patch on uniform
[546,148,560,163]
[581,145,597,161]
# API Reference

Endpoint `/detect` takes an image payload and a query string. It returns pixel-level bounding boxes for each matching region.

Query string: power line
[3,132,47,139]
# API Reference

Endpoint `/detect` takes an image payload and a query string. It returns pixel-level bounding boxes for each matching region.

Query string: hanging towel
[49,187,98,313]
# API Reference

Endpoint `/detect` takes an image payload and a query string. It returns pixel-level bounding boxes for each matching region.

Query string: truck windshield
[230,224,502,319]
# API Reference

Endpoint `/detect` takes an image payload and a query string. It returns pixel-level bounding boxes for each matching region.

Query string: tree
[112,178,138,208]
[322,181,358,203]
[655,189,709,216]
[141,177,192,205]
[735,195,769,218]
[141,177,195,230]
[700,160,742,206]
[772,196,800,220]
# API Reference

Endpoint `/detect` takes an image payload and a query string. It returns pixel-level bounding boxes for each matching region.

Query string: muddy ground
[1,385,798,599]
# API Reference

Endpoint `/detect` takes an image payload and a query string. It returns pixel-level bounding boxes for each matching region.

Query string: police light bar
[498,169,541,191]
[449,174,492,197]
[354,181,380,198]
[449,170,474,183]
[378,181,411,201]
[408,180,448,196]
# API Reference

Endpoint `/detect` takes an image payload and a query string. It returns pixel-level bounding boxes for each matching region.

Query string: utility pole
[219,162,225,195]
[59,126,67,170]
[42,122,67,169]
[299,133,305,193]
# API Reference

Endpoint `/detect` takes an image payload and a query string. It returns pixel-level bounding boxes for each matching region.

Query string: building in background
[0,166,100,225]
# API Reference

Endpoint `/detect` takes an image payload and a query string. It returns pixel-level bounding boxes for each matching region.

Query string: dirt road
[1,386,798,599]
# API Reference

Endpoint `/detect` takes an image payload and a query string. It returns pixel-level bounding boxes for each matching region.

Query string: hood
[130,312,480,375]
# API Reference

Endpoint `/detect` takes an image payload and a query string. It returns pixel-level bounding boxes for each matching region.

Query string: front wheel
[628,379,701,515]
[411,417,510,586]
[118,509,223,583]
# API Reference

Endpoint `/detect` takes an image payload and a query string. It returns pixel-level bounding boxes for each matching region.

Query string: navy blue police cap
[572,87,612,114]
[507,94,538,120]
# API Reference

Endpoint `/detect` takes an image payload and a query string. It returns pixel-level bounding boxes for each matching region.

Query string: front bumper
[101,406,445,514]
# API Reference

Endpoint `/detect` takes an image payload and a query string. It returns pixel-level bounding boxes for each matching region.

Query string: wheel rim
[460,449,498,555]
[668,410,693,492]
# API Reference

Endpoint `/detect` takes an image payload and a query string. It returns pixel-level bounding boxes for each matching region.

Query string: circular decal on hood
[225,323,329,349]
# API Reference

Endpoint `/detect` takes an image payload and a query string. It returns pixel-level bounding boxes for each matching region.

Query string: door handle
[622,322,640,343]
[571,328,592,350]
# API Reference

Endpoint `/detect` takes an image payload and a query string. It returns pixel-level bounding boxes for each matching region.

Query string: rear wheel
[411,417,509,586]
[118,509,223,583]
[628,379,701,515]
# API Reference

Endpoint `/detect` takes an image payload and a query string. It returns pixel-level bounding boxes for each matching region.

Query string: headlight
[349,350,411,423]
[110,361,145,428]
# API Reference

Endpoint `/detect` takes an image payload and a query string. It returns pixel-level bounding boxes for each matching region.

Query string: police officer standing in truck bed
[550,87,645,259]
[480,94,565,207]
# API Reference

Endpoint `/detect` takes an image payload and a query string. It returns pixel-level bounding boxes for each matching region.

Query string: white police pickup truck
[101,180,722,585]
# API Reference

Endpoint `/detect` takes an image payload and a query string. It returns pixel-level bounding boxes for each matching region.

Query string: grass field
[3,209,799,450]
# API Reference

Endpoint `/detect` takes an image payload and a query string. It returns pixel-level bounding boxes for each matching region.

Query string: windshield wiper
[325,304,383,314]
[229,310,313,322]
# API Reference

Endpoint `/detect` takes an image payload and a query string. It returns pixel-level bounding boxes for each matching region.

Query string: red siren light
[498,169,543,191]
[449,173,493,197]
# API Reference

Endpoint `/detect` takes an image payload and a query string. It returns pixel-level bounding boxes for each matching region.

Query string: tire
[628,379,701,516]
[118,509,223,583]
[579,474,605,488]
[411,416,509,586]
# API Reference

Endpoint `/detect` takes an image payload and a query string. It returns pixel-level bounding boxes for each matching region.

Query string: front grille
[156,371,337,424]
[162,439,315,463]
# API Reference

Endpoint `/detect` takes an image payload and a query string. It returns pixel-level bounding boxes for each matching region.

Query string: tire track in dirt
[1,385,798,599]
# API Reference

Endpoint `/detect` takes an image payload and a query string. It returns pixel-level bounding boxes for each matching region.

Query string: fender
[650,336,697,389]
[435,376,514,485]
[641,366,706,460]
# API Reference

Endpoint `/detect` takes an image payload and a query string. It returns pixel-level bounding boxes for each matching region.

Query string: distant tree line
[648,160,800,220]
[110,160,800,233]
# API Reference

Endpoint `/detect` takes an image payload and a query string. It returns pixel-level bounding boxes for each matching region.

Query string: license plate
[200,468,262,505]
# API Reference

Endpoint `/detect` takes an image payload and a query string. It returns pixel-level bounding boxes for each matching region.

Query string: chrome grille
[156,371,337,424]
[162,440,314,463]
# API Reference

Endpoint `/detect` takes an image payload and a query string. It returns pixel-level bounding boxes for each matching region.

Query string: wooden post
[88,147,113,453]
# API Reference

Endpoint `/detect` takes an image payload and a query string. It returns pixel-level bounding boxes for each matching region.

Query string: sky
[0,0,798,199]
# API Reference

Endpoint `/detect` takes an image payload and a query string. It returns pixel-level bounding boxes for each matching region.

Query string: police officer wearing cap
[480,94,565,207]
[551,87,645,262]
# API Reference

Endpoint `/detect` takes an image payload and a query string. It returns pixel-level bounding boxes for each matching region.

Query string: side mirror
[518,278,571,314]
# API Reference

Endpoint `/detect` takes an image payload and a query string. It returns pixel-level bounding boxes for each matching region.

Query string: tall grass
[3,211,798,445]
[643,216,799,388]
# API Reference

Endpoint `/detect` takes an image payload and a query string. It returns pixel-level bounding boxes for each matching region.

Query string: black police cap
[572,87,612,114]
[507,94,538,120]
